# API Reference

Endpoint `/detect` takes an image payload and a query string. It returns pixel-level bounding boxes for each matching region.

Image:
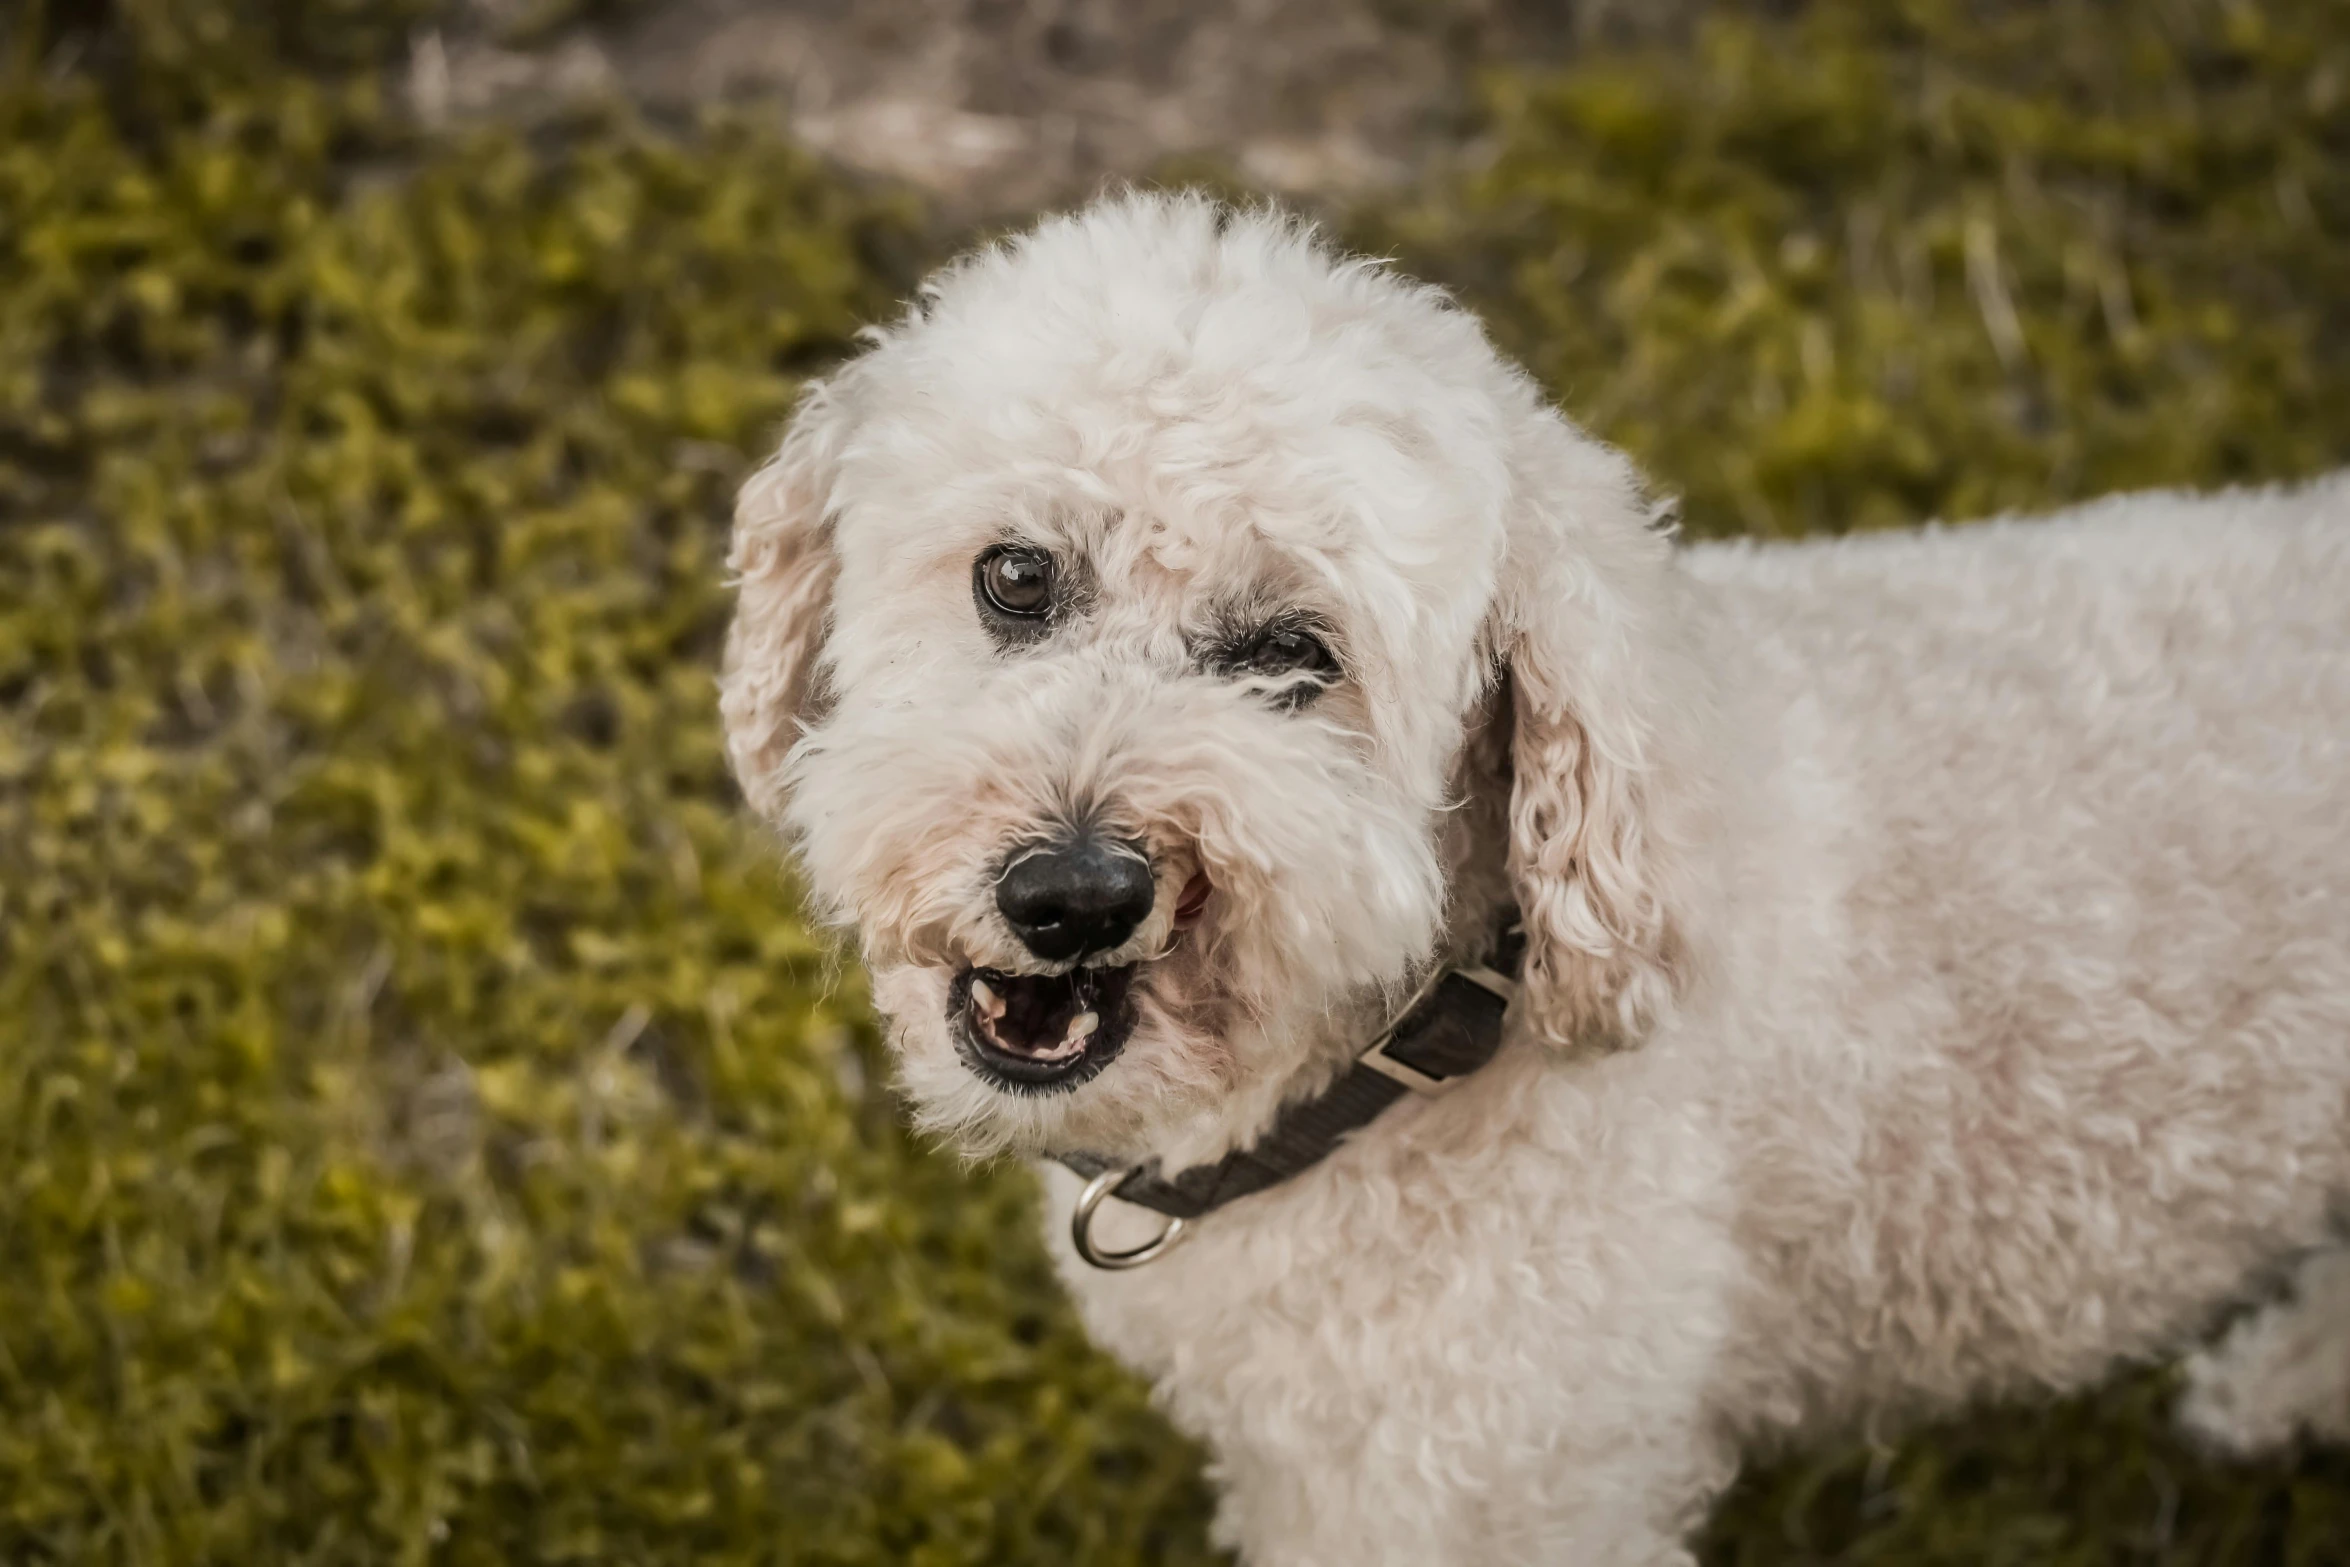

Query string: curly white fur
[722,192,2350,1564]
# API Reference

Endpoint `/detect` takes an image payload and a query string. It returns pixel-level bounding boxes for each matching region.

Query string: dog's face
[722,197,1702,1165]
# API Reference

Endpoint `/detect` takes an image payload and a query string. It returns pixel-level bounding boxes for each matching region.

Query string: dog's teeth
[1066,1011,1099,1043]
[970,978,1005,1019]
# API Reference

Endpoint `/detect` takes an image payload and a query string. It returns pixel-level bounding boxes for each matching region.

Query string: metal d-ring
[1071,1166,1189,1270]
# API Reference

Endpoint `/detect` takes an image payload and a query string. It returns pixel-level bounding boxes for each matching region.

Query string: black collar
[1056,918,1525,1268]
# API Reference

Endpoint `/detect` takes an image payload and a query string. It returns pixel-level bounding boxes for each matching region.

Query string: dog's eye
[976,545,1054,619]
[1240,625,1336,679]
[1210,619,1339,709]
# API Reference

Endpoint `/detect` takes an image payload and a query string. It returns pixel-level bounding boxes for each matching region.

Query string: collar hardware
[1070,1166,1189,1269]
[1358,961,1520,1096]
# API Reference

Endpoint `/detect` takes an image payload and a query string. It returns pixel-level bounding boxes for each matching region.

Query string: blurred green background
[2,1,2346,1561]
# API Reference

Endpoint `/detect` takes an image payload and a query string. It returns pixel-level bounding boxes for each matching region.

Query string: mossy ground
[1,2,2345,1562]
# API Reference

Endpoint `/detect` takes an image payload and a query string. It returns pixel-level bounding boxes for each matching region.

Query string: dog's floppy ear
[1494,411,1710,1052]
[719,374,856,824]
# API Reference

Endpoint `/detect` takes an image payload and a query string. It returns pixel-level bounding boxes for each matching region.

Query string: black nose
[995,834,1156,963]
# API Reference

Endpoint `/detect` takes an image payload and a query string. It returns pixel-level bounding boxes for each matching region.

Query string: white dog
[720,193,2350,1564]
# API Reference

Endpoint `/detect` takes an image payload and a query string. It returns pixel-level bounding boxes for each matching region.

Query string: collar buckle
[1358,1027,1459,1095]
[1356,960,1520,1096]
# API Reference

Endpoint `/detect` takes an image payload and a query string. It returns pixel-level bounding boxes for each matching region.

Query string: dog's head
[721,195,1711,1165]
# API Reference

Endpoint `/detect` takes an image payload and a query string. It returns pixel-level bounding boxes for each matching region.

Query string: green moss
[1374,0,2350,539]
[0,7,1213,1563]
[2,0,2347,1562]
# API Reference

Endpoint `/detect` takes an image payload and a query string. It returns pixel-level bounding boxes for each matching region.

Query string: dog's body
[720,195,2350,1564]
[1046,487,2350,1562]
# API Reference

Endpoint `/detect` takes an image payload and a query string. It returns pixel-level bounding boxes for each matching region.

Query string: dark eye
[1212,619,1339,710]
[1241,625,1336,678]
[976,545,1053,619]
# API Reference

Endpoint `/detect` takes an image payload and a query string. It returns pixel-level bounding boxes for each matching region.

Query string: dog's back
[1683,475,2350,1433]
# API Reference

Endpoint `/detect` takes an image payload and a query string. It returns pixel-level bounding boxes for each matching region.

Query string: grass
[0,1,2345,1561]
[1376,0,2350,541]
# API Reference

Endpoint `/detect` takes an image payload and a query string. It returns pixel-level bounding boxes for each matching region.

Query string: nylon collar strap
[1056,918,1525,1265]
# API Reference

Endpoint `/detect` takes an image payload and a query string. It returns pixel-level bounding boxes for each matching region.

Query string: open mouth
[950,963,1139,1094]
